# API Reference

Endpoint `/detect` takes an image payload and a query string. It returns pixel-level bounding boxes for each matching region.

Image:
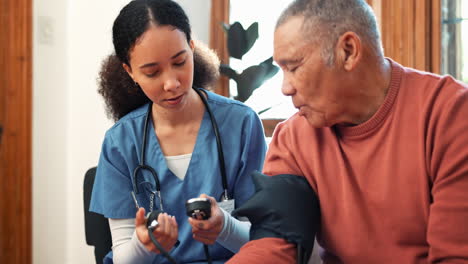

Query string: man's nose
[281,78,295,96]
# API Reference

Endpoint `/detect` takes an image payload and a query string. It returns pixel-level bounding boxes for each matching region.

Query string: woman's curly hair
[97,0,220,121]
[97,41,220,121]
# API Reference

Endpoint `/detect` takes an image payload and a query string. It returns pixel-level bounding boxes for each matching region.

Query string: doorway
[0,0,33,263]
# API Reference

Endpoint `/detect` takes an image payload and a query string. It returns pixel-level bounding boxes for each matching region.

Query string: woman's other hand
[135,207,179,253]
[188,194,224,245]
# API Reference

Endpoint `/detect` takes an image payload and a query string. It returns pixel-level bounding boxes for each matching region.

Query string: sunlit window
[441,0,468,83]
[229,0,297,119]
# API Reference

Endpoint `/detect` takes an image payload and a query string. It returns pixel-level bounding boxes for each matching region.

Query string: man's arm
[427,89,468,262]
[227,238,296,264]
[228,121,310,263]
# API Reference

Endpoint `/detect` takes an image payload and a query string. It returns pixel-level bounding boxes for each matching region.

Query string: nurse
[89,0,267,263]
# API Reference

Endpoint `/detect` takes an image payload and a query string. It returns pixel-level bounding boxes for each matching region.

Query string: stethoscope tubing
[132,87,229,207]
[131,87,222,263]
[193,87,229,200]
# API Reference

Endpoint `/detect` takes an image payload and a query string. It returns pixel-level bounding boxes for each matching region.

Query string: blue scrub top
[90,89,267,263]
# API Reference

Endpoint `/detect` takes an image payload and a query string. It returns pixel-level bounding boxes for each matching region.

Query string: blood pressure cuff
[232,171,320,254]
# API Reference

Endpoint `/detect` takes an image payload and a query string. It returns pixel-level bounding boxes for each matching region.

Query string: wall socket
[37,16,54,46]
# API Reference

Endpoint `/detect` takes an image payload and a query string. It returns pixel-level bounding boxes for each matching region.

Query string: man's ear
[336,31,361,71]
[122,63,134,80]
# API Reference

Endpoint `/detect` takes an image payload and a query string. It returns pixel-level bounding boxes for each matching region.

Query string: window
[228,0,297,121]
[441,0,468,82]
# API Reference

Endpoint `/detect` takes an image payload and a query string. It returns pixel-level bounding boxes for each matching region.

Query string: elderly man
[228,0,468,263]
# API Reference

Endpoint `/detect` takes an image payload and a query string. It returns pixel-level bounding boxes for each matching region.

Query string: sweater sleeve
[427,89,468,262]
[263,120,303,177]
[227,238,296,264]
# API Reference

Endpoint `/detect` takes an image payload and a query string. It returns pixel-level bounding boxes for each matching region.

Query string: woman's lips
[165,94,183,105]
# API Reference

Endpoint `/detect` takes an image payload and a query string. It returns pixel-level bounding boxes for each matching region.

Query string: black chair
[83,166,112,264]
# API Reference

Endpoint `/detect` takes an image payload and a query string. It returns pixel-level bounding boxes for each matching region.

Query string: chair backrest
[83,166,112,264]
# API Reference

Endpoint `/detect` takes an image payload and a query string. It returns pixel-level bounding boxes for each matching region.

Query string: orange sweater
[228,60,468,264]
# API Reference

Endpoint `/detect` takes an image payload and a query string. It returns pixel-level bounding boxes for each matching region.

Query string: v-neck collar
[146,106,210,183]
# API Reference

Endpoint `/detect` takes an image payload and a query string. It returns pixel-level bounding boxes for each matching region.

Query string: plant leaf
[258,106,272,115]
[259,57,279,81]
[244,22,259,55]
[227,22,247,59]
[219,64,238,81]
[234,57,279,102]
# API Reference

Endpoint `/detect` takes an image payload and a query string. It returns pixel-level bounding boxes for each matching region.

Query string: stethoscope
[131,86,229,215]
[129,87,228,263]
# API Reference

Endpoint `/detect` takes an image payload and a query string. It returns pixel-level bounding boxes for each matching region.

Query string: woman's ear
[122,63,134,80]
[336,31,362,71]
[189,39,195,52]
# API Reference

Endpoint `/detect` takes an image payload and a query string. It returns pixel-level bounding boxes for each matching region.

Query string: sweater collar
[336,58,403,137]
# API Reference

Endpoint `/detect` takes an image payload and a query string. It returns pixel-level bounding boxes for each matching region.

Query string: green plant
[220,21,279,104]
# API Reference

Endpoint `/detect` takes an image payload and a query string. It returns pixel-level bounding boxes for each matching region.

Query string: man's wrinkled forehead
[273,16,312,62]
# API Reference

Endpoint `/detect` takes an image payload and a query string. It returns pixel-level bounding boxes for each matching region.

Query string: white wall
[33,0,211,263]
[33,0,70,263]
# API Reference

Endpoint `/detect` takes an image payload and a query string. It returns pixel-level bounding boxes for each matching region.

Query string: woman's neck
[151,88,206,156]
[152,88,205,129]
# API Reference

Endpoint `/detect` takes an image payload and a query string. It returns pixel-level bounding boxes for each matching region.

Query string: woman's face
[124,24,195,112]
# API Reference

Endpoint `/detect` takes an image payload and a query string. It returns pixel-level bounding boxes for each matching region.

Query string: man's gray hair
[276,0,383,66]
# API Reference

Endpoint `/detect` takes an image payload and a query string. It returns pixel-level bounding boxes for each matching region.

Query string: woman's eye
[174,60,186,67]
[145,71,159,78]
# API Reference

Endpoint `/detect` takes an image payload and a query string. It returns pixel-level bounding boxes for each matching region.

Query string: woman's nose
[163,71,180,91]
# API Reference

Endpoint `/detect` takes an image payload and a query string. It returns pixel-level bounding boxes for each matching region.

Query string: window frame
[209,0,286,137]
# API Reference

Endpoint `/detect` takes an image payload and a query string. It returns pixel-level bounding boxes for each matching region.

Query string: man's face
[273,16,347,128]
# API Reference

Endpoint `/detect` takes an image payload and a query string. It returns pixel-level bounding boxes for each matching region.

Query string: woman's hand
[188,194,224,245]
[135,207,179,253]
